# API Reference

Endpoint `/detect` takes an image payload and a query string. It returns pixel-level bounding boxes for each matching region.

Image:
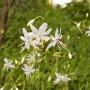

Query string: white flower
[20,28,37,49]
[46,28,66,50]
[4,58,15,71]
[53,72,61,84]
[30,23,52,42]
[59,74,71,83]
[53,72,71,84]
[86,27,90,37]
[22,64,37,78]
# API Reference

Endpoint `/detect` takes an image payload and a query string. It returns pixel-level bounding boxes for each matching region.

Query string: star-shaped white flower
[22,64,37,78]
[60,74,71,83]
[20,28,37,49]
[53,72,61,84]
[30,23,52,42]
[53,72,71,84]
[4,58,15,71]
[46,28,66,50]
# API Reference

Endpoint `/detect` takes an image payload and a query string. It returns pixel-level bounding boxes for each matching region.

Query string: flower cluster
[20,23,52,49]
[20,18,67,52]
[2,17,72,90]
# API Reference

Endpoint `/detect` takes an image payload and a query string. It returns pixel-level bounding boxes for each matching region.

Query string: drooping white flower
[53,72,71,84]
[3,58,15,71]
[27,16,43,26]
[30,23,52,42]
[20,28,37,49]
[68,52,72,59]
[46,28,66,50]
[27,19,35,26]
[86,27,90,37]
[22,64,37,78]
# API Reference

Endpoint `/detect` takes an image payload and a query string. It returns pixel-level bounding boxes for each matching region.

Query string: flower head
[3,58,15,71]
[46,28,66,50]
[30,23,52,42]
[20,28,37,49]
[53,72,71,84]
[22,64,37,78]
[53,72,61,84]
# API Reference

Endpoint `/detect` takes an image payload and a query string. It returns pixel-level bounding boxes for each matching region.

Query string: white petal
[4,58,8,63]
[25,71,30,75]
[58,35,62,39]
[50,35,55,41]
[22,28,28,37]
[41,36,50,41]
[10,65,15,68]
[86,30,90,34]
[87,34,90,37]
[46,41,56,50]
[27,19,35,26]
[30,25,38,33]
[39,23,48,34]
[28,32,35,38]
[68,52,72,59]
[20,36,26,41]
[25,42,30,49]
[55,28,59,38]
[31,69,35,73]
[53,79,60,84]
[22,64,28,70]
[55,72,61,79]
[44,28,52,35]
